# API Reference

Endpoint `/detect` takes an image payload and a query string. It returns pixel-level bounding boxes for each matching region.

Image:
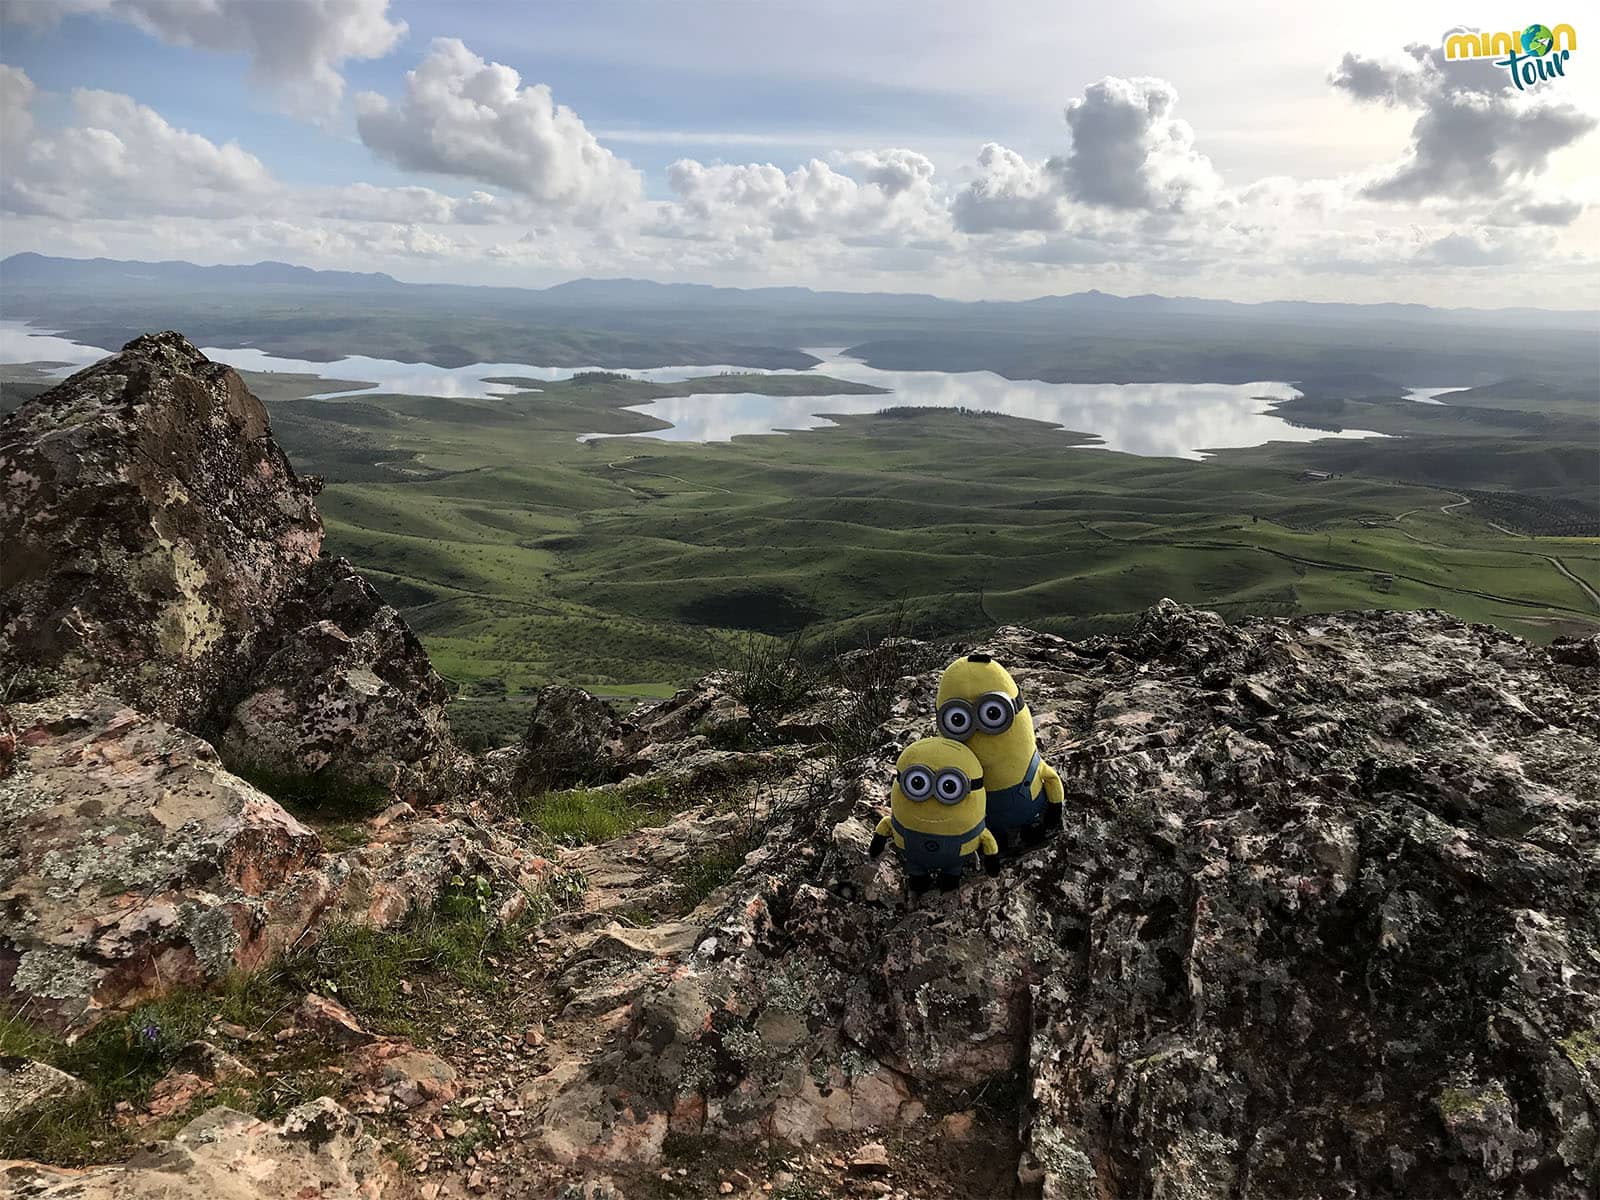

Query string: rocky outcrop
[0,332,455,797]
[0,693,556,1028]
[514,684,623,793]
[0,333,496,1025]
[520,605,1600,1199]
[0,1099,414,1198]
[0,1058,85,1125]
[0,333,321,719]
[220,557,455,797]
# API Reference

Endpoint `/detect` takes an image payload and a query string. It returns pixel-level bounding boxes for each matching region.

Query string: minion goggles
[896,764,983,805]
[937,690,1025,741]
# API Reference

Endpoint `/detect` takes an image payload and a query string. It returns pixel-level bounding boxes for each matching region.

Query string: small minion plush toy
[869,737,1001,892]
[934,653,1063,849]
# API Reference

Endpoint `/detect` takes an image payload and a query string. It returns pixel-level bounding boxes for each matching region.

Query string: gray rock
[0,332,322,721]
[0,1056,85,1123]
[0,692,565,1028]
[0,333,459,800]
[515,684,622,793]
[0,1099,413,1198]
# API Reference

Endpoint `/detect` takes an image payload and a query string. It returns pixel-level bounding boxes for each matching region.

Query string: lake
[0,320,1389,461]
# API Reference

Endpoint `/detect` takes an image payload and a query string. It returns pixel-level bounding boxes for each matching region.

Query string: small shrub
[823,598,924,761]
[717,626,816,736]
[280,876,535,1022]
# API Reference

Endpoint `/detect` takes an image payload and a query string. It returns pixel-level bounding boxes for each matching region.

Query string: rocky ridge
[0,332,456,796]
[505,606,1600,1199]
[0,336,500,1025]
[0,334,1596,1198]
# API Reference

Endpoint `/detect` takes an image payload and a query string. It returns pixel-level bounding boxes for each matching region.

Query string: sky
[1,0,1597,306]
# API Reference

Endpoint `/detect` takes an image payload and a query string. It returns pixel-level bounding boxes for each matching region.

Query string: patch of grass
[277,873,551,1027]
[229,762,392,823]
[0,664,63,704]
[518,773,698,845]
[440,1105,497,1163]
[315,823,372,853]
[0,973,290,1163]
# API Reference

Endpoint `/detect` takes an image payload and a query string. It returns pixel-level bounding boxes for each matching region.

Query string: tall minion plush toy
[869,737,1001,892]
[934,653,1063,849]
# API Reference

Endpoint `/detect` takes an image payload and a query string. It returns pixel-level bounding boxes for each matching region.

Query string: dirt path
[354,763,1023,1199]
[1394,493,1470,523]
[1547,555,1600,611]
[607,455,735,495]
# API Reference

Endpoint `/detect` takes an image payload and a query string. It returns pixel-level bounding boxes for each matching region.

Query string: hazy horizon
[7,250,1600,316]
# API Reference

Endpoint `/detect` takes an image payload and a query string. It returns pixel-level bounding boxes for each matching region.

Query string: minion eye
[938,700,975,740]
[934,769,969,804]
[977,692,1015,733]
[900,766,934,800]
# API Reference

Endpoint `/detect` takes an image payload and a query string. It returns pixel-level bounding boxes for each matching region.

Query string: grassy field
[246,366,1600,746]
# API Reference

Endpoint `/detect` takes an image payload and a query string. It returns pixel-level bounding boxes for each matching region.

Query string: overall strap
[1022,749,1042,788]
[891,816,987,843]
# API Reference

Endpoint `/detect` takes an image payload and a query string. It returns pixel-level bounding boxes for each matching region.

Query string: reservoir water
[1,320,1388,461]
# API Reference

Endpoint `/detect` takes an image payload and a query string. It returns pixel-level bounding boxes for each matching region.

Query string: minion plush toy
[934,653,1063,850]
[869,737,1001,892]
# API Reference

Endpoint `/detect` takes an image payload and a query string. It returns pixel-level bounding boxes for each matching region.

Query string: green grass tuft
[519,782,678,845]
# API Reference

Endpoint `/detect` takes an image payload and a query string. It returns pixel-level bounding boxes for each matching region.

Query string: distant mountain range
[4,252,1595,385]
[4,253,1595,330]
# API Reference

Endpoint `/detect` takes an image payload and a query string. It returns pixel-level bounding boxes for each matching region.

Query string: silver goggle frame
[937,690,1024,741]
[896,765,983,805]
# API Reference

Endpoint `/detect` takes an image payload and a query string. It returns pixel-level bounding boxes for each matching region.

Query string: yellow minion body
[870,737,1000,889]
[935,653,1065,844]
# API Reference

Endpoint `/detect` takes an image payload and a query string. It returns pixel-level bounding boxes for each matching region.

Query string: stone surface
[0,332,457,797]
[348,1040,459,1110]
[297,993,377,1048]
[220,557,458,801]
[0,693,562,1027]
[514,684,623,793]
[0,694,323,1027]
[0,332,321,721]
[0,1056,85,1123]
[0,1099,415,1198]
[520,604,1600,1199]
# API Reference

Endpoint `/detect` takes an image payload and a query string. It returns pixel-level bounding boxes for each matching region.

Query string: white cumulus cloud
[658,153,949,245]
[8,0,406,118]
[1,70,275,219]
[951,143,1064,233]
[355,38,643,213]
[1057,76,1220,212]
